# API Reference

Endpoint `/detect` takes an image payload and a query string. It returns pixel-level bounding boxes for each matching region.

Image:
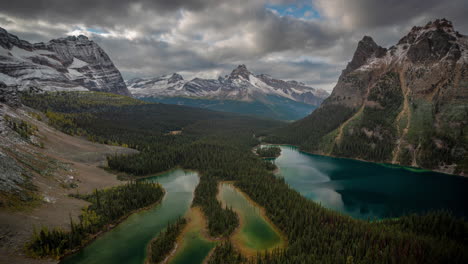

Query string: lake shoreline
[144,216,187,264]
[263,144,468,220]
[58,189,166,262]
[59,169,200,264]
[217,182,287,258]
[259,143,466,178]
[166,207,218,264]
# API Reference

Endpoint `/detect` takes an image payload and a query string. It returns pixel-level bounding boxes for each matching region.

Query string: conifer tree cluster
[256,146,281,158]
[26,182,164,258]
[147,217,187,264]
[207,242,245,264]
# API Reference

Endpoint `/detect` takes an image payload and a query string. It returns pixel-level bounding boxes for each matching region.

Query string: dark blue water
[273,145,468,220]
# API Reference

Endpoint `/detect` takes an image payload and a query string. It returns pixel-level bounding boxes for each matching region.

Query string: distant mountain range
[271,19,468,176]
[0,27,328,120]
[0,27,130,96]
[127,64,329,120]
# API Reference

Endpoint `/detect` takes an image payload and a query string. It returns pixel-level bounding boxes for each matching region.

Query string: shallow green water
[271,145,468,219]
[61,169,199,264]
[219,183,282,251]
[169,230,215,264]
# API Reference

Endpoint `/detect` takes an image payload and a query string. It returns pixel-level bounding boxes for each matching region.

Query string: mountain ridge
[270,18,467,175]
[127,64,329,106]
[0,27,130,96]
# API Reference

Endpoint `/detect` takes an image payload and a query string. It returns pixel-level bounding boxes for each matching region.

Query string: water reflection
[61,170,199,264]
[271,145,468,219]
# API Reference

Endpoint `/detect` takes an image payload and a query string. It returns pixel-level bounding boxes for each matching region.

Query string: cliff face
[0,27,130,96]
[277,19,467,175]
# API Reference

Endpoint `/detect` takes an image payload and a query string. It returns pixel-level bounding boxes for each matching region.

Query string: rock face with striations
[277,19,467,175]
[0,27,130,96]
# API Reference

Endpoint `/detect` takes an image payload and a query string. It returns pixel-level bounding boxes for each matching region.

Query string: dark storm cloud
[314,0,468,47]
[254,11,345,53]
[0,0,218,26]
[0,0,467,91]
[92,35,219,78]
[316,0,468,28]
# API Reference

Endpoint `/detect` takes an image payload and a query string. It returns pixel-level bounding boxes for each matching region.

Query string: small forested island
[256,146,281,158]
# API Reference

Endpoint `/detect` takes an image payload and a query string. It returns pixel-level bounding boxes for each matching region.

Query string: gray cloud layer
[0,0,467,91]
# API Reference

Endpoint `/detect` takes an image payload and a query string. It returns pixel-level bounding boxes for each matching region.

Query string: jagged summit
[0,27,130,95]
[394,18,463,63]
[168,73,184,83]
[328,18,467,108]
[344,35,387,74]
[414,18,455,34]
[398,18,460,45]
[50,35,90,43]
[229,64,252,80]
[0,27,32,50]
[339,18,465,77]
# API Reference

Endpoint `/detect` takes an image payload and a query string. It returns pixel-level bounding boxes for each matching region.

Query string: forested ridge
[22,92,468,263]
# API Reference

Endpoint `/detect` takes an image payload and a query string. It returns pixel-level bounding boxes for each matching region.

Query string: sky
[0,0,467,92]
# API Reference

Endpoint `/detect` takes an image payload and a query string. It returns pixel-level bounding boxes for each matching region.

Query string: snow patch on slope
[0,73,17,85]
[69,57,88,68]
[128,65,329,106]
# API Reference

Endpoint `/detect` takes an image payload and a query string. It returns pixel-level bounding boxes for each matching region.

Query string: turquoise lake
[272,145,468,219]
[60,169,199,264]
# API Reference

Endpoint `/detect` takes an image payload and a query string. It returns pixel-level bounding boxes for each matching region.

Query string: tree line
[25,181,164,258]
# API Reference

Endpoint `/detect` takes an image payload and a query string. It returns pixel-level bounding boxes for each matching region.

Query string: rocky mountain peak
[424,18,454,31]
[49,35,90,44]
[0,27,130,96]
[229,64,252,80]
[399,18,463,63]
[398,18,458,45]
[344,35,387,74]
[168,73,184,83]
[0,27,33,50]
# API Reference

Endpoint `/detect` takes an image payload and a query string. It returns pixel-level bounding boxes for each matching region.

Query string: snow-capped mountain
[0,27,130,96]
[127,64,328,106]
